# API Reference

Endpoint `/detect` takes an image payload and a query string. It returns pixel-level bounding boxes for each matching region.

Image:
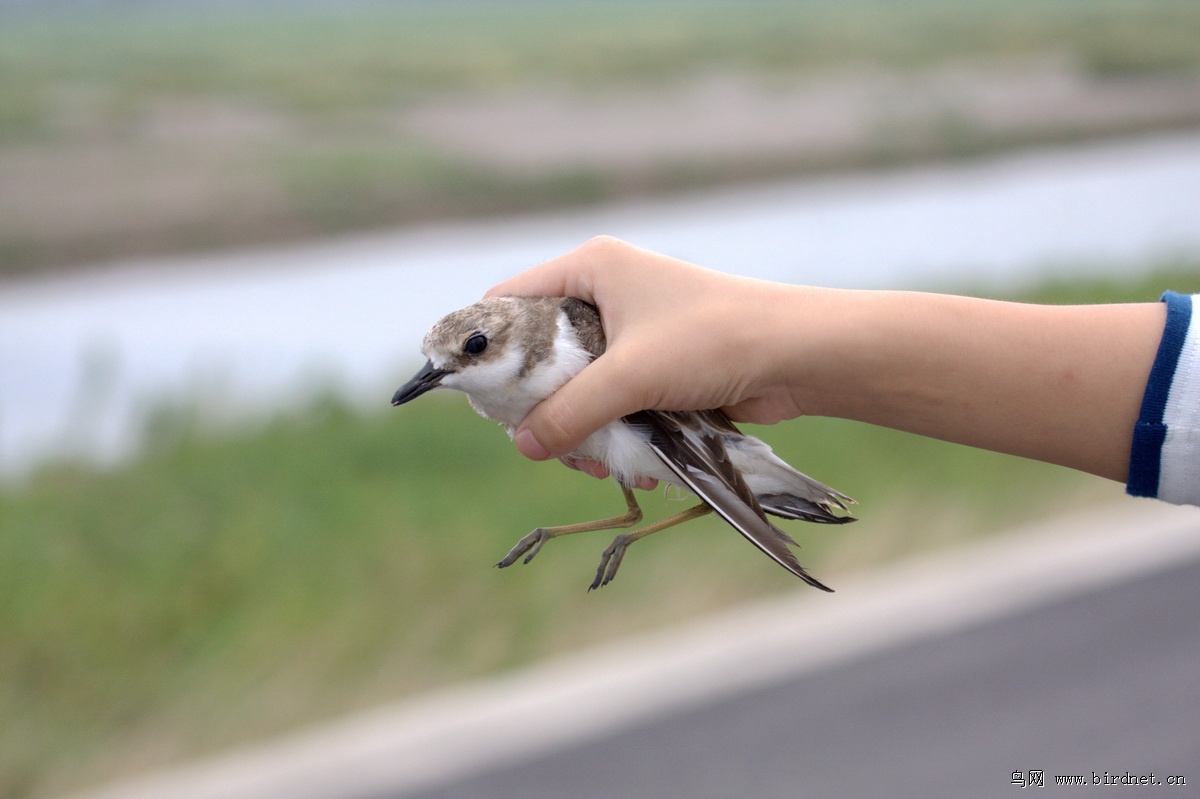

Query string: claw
[495,528,551,568]
[588,534,632,591]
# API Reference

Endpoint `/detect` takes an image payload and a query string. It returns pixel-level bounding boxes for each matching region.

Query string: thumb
[513,354,643,459]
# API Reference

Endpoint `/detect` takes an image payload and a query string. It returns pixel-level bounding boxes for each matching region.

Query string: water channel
[2,132,1199,476]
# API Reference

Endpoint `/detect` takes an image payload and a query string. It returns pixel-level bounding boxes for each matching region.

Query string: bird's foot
[495,528,552,568]
[589,534,633,591]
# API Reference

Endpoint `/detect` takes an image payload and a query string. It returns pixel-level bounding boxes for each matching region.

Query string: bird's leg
[496,484,644,569]
[590,503,714,590]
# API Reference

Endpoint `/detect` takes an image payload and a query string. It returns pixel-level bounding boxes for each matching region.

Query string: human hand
[485,236,830,464]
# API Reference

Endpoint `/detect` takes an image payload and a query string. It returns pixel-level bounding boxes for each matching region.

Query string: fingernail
[515,427,552,460]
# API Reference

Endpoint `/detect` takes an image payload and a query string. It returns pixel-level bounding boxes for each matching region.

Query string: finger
[515,352,647,458]
[559,455,611,480]
[633,475,659,491]
[485,257,593,303]
[486,266,583,302]
[560,456,657,490]
[484,235,633,301]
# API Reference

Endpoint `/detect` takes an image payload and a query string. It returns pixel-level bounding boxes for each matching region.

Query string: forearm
[784,289,1166,482]
[487,237,1168,485]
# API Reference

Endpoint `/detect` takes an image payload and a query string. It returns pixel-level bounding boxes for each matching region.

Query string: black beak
[392,360,450,406]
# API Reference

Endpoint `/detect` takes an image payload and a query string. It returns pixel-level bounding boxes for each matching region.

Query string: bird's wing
[624,409,833,592]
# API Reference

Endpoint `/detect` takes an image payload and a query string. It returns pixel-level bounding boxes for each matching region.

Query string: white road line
[65,500,1200,799]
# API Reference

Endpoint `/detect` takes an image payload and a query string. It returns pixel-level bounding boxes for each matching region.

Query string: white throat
[459,310,594,429]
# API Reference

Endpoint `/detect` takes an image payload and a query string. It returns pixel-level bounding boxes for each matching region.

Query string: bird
[392,295,854,591]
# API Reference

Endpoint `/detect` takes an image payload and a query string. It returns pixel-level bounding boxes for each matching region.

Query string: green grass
[264,143,616,233]
[976,262,1200,306]
[3,265,1198,796]
[4,1,1199,138]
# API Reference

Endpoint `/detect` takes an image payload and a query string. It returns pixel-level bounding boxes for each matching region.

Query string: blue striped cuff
[1127,291,1192,497]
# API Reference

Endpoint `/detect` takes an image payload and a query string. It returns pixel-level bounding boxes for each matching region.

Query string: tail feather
[758,493,857,524]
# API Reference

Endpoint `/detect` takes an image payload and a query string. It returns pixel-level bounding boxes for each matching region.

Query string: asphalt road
[392,558,1199,799]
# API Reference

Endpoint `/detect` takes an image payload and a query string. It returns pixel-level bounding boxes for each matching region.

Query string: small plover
[392,296,854,591]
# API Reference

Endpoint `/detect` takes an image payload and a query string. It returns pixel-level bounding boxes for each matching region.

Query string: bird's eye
[464,334,488,355]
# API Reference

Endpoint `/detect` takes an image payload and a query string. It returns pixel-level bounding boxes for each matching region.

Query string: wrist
[743,284,868,421]
[772,288,948,425]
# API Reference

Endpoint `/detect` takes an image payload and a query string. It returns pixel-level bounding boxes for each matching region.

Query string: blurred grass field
[2,0,1199,276]
[6,0,1198,128]
[2,264,1198,797]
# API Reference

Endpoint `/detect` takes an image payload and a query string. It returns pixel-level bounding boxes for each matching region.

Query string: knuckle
[580,234,632,266]
[582,234,621,252]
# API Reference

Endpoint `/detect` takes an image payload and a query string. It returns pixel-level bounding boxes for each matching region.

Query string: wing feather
[624,410,833,592]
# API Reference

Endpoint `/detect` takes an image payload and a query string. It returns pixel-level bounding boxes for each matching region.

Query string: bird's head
[391,297,528,406]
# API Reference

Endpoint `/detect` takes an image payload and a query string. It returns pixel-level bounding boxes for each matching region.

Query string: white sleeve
[1126,292,1200,506]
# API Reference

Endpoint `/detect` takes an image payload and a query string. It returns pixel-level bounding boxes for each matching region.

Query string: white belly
[575,421,680,488]
[574,421,816,504]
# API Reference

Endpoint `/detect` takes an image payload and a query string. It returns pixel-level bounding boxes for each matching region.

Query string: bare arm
[789,289,1162,481]
[486,236,1165,483]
